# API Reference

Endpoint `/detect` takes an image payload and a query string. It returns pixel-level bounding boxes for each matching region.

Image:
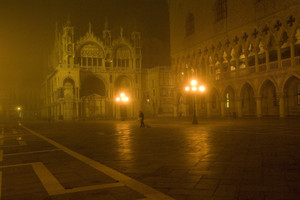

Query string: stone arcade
[169,0,300,118]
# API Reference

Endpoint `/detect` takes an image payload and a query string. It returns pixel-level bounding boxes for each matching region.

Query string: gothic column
[290,42,295,67]
[266,50,270,71]
[255,52,259,73]
[279,93,286,118]
[220,100,225,117]
[207,101,212,118]
[277,46,282,69]
[256,96,262,118]
[76,102,79,119]
[236,97,243,118]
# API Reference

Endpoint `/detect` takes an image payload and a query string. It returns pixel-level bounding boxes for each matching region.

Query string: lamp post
[115,92,129,120]
[185,80,205,124]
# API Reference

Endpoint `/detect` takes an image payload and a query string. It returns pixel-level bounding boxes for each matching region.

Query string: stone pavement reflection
[1,118,300,199]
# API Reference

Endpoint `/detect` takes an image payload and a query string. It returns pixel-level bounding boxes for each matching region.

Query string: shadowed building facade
[41,19,143,120]
[169,0,300,118]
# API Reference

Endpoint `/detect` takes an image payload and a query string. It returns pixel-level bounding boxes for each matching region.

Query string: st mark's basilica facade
[41,19,144,120]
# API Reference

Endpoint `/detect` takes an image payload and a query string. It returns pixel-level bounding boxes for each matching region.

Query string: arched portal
[223,86,235,117]
[240,83,256,116]
[64,78,75,100]
[283,76,300,116]
[260,80,279,116]
[209,88,220,117]
[115,76,132,94]
[80,76,105,97]
[62,78,75,120]
[80,76,106,119]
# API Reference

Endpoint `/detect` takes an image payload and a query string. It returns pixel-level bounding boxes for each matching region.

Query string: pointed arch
[209,87,221,116]
[113,45,132,68]
[268,35,278,62]
[223,85,235,116]
[258,40,266,65]
[114,75,133,97]
[240,82,256,116]
[200,57,207,78]
[260,79,279,116]
[80,75,106,97]
[247,42,256,67]
[283,75,300,116]
[229,48,236,71]
[237,44,246,69]
[295,28,300,57]
[78,42,105,67]
[63,77,75,100]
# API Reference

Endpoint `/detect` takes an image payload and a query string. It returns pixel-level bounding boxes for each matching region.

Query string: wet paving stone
[1,118,300,199]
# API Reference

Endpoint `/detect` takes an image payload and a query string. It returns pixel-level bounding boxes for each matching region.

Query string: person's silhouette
[139,111,145,127]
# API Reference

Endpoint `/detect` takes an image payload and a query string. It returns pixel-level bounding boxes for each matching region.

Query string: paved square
[1,118,300,199]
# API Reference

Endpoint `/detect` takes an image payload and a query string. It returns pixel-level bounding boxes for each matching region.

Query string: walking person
[139,111,145,127]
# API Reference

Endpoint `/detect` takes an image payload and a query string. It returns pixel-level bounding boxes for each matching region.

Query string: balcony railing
[258,64,266,72]
[269,62,278,70]
[209,56,300,81]
[282,58,291,69]
[295,56,300,66]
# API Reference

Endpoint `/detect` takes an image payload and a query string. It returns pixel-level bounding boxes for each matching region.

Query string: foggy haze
[0,0,169,87]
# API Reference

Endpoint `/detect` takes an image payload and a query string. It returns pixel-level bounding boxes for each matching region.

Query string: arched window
[230,48,236,71]
[280,31,290,59]
[63,78,75,100]
[268,36,278,62]
[295,29,300,57]
[226,92,230,108]
[258,41,266,64]
[185,13,195,36]
[248,43,255,66]
[114,46,131,69]
[79,44,104,67]
[238,45,246,69]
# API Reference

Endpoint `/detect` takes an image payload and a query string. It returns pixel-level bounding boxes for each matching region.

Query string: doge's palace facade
[169,0,300,118]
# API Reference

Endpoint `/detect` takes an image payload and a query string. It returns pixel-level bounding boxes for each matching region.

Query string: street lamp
[185,79,205,124]
[115,92,129,120]
[16,106,22,121]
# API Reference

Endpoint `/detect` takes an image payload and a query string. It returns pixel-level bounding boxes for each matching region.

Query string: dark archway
[210,88,220,116]
[80,76,106,119]
[115,76,132,94]
[223,86,235,117]
[240,83,256,116]
[283,76,300,116]
[80,76,106,97]
[260,80,279,116]
[63,78,75,100]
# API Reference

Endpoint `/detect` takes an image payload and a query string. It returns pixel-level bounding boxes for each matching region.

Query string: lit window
[226,93,230,108]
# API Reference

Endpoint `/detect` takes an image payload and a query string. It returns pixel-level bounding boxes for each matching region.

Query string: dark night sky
[0,0,169,87]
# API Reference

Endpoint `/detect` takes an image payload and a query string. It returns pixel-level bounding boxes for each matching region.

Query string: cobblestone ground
[1,117,300,200]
